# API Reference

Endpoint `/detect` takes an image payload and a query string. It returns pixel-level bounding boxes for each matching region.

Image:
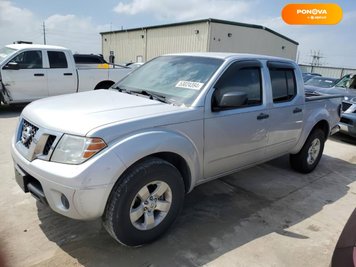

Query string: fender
[109,129,202,192]
[291,107,330,154]
[0,75,12,104]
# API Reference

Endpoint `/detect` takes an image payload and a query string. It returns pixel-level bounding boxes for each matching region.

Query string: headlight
[51,134,107,164]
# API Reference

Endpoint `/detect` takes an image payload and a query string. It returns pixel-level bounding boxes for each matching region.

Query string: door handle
[34,73,44,77]
[257,113,269,120]
[63,73,73,76]
[293,107,302,113]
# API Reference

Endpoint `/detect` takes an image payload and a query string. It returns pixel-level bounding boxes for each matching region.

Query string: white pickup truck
[11,53,342,246]
[0,44,132,104]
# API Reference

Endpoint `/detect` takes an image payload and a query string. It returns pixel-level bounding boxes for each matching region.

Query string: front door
[204,60,269,179]
[1,50,47,102]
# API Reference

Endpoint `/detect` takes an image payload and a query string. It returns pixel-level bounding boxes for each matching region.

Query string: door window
[269,68,296,103]
[11,51,42,69]
[214,62,262,109]
[48,51,68,68]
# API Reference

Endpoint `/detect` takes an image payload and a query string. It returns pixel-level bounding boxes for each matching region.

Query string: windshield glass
[0,47,17,63]
[335,74,352,88]
[114,56,223,106]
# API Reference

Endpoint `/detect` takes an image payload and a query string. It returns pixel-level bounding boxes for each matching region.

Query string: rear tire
[290,129,325,173]
[103,157,185,246]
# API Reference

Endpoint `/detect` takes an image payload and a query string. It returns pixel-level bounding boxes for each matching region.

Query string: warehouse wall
[102,30,146,64]
[146,22,208,60]
[102,22,209,64]
[208,22,297,60]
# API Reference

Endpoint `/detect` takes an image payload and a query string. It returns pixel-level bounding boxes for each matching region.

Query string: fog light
[61,194,70,209]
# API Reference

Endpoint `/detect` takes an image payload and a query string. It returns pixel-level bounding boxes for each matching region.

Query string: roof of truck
[6,44,68,50]
[165,52,296,63]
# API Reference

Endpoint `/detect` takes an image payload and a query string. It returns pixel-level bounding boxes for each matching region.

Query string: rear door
[204,60,269,179]
[265,61,304,158]
[1,50,47,102]
[46,50,77,96]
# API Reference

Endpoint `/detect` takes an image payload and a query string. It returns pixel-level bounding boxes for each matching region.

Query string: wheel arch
[148,152,191,193]
[291,119,330,155]
[106,130,202,194]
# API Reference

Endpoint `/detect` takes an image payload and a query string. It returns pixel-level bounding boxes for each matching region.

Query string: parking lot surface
[0,105,356,267]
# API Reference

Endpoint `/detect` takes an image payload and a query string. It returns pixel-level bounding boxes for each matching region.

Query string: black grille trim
[42,135,56,155]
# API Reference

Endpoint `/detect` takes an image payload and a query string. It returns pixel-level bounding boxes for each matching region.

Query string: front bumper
[11,137,125,220]
[339,114,356,138]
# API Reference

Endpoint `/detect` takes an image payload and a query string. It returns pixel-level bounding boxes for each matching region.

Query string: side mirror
[213,90,248,111]
[3,62,20,70]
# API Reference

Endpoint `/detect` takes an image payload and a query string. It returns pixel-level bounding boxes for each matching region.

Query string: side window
[214,62,262,108]
[11,51,42,69]
[269,68,296,103]
[48,51,68,68]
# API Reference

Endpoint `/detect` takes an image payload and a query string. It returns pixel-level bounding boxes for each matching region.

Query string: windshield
[335,74,351,88]
[113,55,223,106]
[0,47,17,63]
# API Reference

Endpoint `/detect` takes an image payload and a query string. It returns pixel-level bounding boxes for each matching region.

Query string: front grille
[16,117,62,162]
[21,120,39,148]
[42,135,56,155]
[342,102,352,112]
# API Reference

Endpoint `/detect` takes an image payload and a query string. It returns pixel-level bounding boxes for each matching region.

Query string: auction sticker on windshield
[176,81,204,90]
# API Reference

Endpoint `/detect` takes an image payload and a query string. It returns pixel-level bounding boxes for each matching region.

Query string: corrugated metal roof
[100,18,299,45]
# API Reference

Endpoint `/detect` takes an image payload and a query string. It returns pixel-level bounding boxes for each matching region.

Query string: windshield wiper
[133,90,169,104]
[113,86,131,94]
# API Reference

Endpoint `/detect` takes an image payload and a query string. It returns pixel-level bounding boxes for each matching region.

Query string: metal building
[100,18,298,64]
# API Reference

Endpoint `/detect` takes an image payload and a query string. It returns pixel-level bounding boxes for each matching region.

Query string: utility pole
[43,22,46,45]
[309,50,323,72]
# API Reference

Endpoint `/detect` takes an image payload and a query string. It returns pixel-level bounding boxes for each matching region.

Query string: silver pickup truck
[11,53,341,246]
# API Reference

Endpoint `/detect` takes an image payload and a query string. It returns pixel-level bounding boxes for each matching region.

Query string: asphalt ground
[0,104,355,267]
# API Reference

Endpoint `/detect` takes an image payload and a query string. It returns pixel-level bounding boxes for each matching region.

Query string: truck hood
[22,90,186,136]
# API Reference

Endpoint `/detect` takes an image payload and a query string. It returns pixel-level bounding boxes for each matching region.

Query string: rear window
[269,69,296,103]
[48,51,68,68]
[74,55,105,64]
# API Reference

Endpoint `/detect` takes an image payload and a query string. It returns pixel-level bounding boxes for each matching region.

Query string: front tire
[290,129,325,173]
[103,157,185,246]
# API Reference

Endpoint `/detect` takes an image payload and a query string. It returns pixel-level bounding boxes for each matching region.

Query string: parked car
[0,44,132,105]
[305,76,339,88]
[302,72,322,83]
[11,53,341,246]
[305,73,356,137]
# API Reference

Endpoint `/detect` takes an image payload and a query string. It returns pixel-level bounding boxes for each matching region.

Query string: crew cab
[11,53,342,246]
[0,44,132,104]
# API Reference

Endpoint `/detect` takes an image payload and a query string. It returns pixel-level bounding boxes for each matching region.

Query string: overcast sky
[1,0,355,68]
